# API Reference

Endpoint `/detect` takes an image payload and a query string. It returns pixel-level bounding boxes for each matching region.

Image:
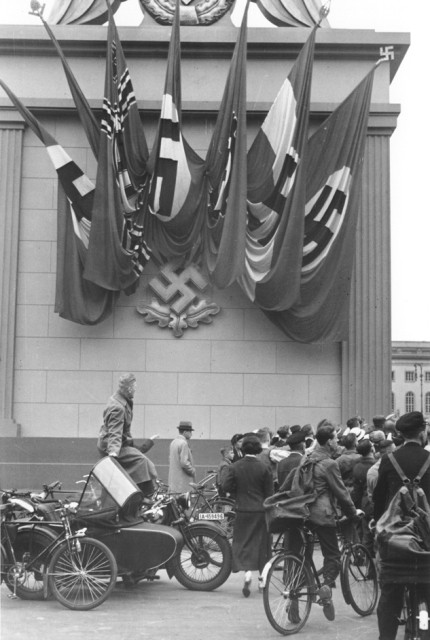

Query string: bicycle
[187,472,236,539]
[398,583,430,640]
[261,515,378,635]
[1,498,117,610]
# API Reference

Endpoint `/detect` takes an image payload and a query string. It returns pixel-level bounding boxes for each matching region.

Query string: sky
[1,0,429,342]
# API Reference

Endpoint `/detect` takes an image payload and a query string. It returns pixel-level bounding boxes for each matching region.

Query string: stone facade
[0,24,409,485]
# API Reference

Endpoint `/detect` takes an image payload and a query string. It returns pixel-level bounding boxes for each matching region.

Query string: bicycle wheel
[171,525,232,591]
[4,527,57,600]
[340,543,378,616]
[263,553,314,635]
[48,537,117,610]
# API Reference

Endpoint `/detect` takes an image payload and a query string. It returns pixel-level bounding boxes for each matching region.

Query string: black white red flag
[239,27,316,310]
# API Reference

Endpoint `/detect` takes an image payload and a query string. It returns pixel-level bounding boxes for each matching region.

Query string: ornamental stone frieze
[137,261,220,337]
[40,0,330,26]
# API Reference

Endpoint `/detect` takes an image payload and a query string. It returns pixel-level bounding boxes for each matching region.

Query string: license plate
[198,512,225,520]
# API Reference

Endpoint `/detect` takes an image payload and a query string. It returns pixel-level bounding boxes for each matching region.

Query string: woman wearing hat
[221,434,273,597]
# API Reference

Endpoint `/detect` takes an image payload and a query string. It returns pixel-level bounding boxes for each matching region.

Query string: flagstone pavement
[1,570,378,640]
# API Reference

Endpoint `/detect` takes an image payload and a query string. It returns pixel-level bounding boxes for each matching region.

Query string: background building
[391,341,430,419]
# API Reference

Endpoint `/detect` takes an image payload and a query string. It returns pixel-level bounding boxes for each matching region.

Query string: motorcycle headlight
[176,492,191,510]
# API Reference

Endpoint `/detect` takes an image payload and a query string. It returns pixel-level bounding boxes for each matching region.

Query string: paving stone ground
[1,570,378,640]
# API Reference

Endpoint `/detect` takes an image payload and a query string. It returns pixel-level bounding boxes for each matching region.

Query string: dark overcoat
[221,455,273,573]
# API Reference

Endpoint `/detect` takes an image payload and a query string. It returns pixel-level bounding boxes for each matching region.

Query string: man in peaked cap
[168,421,196,492]
[373,411,430,640]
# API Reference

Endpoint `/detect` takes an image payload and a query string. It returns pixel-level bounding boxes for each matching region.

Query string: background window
[392,371,395,381]
[405,391,415,412]
[425,372,430,383]
[405,371,416,382]
[426,392,430,415]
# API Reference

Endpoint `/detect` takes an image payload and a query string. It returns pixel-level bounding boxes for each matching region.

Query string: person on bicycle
[373,411,430,640]
[282,423,362,621]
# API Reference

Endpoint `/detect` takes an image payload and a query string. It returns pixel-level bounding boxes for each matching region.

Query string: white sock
[245,571,252,582]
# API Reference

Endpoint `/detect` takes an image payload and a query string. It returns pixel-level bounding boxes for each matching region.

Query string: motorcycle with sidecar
[72,457,232,591]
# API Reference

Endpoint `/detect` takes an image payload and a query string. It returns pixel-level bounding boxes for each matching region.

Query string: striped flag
[0,78,118,324]
[39,14,100,158]
[264,68,375,342]
[145,0,205,261]
[238,27,316,310]
[83,9,151,292]
[202,1,248,288]
[147,0,203,224]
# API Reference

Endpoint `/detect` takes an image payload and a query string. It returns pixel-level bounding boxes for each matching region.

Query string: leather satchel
[375,453,430,561]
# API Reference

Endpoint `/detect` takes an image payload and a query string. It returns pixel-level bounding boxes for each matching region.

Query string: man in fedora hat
[168,421,196,492]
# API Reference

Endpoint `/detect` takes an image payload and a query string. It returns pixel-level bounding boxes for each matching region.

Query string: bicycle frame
[2,501,89,599]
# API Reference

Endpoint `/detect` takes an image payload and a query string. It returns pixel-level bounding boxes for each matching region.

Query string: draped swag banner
[0,7,376,341]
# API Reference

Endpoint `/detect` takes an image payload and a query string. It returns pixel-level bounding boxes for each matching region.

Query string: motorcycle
[74,457,232,591]
[140,484,232,590]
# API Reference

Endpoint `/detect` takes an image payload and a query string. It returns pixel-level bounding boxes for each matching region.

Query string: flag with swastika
[84,5,151,292]
[264,68,375,342]
[0,78,118,324]
[202,0,248,288]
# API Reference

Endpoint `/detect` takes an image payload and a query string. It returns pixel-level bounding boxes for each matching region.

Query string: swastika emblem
[149,262,208,315]
[379,46,394,61]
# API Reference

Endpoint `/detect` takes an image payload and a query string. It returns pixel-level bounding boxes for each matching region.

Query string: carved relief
[137,261,220,337]
[138,0,235,25]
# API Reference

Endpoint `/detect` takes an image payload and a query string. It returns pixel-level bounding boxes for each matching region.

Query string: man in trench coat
[168,421,196,492]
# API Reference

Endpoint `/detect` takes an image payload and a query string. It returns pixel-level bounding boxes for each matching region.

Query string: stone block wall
[12,113,342,444]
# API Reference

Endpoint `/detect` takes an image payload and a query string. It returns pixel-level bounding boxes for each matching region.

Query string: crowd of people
[97,373,430,640]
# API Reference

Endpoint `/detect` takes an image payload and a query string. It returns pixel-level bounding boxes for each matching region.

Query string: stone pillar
[342,122,394,422]
[0,111,23,436]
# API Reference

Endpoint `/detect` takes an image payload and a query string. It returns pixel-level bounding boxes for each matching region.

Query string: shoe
[317,585,335,621]
[288,599,301,624]
[242,578,251,598]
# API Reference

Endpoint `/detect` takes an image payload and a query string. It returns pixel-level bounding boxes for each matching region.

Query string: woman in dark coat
[221,434,273,597]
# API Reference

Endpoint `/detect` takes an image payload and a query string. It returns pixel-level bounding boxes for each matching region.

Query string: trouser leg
[315,525,341,585]
[377,582,404,640]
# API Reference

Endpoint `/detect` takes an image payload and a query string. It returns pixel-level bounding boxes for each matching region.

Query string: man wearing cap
[373,411,430,640]
[168,422,196,492]
[97,373,158,495]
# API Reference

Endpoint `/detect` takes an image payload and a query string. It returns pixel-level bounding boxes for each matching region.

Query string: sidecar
[76,457,183,579]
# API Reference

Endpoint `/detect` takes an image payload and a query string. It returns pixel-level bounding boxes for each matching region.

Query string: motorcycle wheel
[4,528,56,600]
[48,537,117,610]
[171,524,232,591]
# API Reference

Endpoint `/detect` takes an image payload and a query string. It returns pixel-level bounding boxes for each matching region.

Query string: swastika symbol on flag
[149,263,208,315]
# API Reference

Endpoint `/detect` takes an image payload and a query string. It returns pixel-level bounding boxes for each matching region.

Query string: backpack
[263,457,319,533]
[375,453,430,561]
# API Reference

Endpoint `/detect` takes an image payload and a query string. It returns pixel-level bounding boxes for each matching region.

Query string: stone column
[0,111,24,436]
[342,117,395,422]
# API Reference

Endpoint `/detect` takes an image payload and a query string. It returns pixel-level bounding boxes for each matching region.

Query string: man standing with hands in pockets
[168,421,196,492]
